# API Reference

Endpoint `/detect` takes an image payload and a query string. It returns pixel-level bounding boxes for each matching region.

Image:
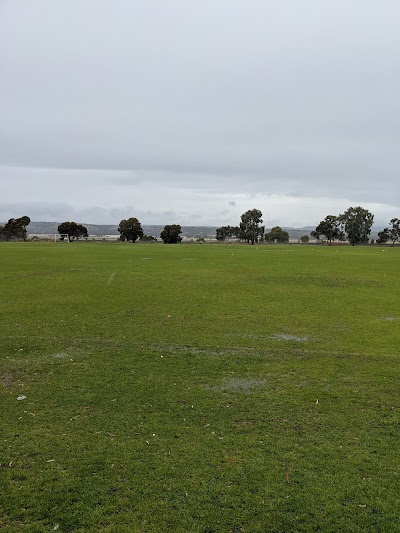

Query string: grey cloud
[1,0,399,225]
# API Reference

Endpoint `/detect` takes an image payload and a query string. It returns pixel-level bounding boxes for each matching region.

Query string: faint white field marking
[271,334,309,342]
[107,272,116,286]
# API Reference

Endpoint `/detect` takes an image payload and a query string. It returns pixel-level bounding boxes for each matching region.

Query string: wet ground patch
[150,343,255,357]
[203,378,267,394]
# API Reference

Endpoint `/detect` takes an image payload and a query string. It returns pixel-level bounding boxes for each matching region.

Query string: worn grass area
[1,242,399,532]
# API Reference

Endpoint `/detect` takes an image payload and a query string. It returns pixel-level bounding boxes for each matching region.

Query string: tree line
[1,208,399,246]
[215,207,399,246]
[310,207,400,246]
[115,219,183,243]
[55,219,184,244]
[215,209,291,244]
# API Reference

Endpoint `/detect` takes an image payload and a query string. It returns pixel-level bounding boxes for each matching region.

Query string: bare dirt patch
[1,372,14,388]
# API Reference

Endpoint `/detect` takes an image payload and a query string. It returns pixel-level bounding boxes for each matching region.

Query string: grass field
[1,242,399,532]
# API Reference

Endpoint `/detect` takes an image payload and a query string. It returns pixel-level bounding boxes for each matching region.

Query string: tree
[140,235,157,242]
[339,206,374,245]
[118,218,143,242]
[58,221,88,241]
[0,216,31,241]
[387,217,399,246]
[76,224,88,239]
[160,224,182,243]
[376,231,389,245]
[265,226,289,243]
[376,218,400,246]
[216,226,229,241]
[311,215,345,245]
[239,209,264,244]
[216,225,239,241]
[300,235,310,244]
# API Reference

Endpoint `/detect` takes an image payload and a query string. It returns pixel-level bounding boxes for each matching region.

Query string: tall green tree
[311,215,345,245]
[376,218,400,246]
[57,221,88,241]
[265,226,289,243]
[239,209,264,244]
[0,216,31,241]
[160,224,182,243]
[118,218,143,242]
[339,206,374,245]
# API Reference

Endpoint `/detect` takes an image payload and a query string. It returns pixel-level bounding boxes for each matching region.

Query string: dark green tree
[300,235,310,244]
[216,225,239,241]
[339,206,374,245]
[216,226,230,241]
[160,224,182,243]
[376,218,400,246]
[76,224,88,239]
[118,218,143,242]
[0,216,31,241]
[376,231,389,244]
[239,209,264,244]
[386,217,399,246]
[140,235,157,242]
[311,215,345,245]
[265,226,289,243]
[58,221,88,241]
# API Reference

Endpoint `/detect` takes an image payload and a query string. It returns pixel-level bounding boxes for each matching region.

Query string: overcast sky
[1,0,399,227]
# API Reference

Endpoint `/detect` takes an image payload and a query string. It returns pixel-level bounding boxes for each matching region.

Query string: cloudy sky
[1,0,399,227]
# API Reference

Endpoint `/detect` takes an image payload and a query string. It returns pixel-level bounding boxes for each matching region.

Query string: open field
[1,242,399,532]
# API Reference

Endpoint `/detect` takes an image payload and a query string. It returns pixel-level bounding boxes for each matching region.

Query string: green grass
[1,242,399,532]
